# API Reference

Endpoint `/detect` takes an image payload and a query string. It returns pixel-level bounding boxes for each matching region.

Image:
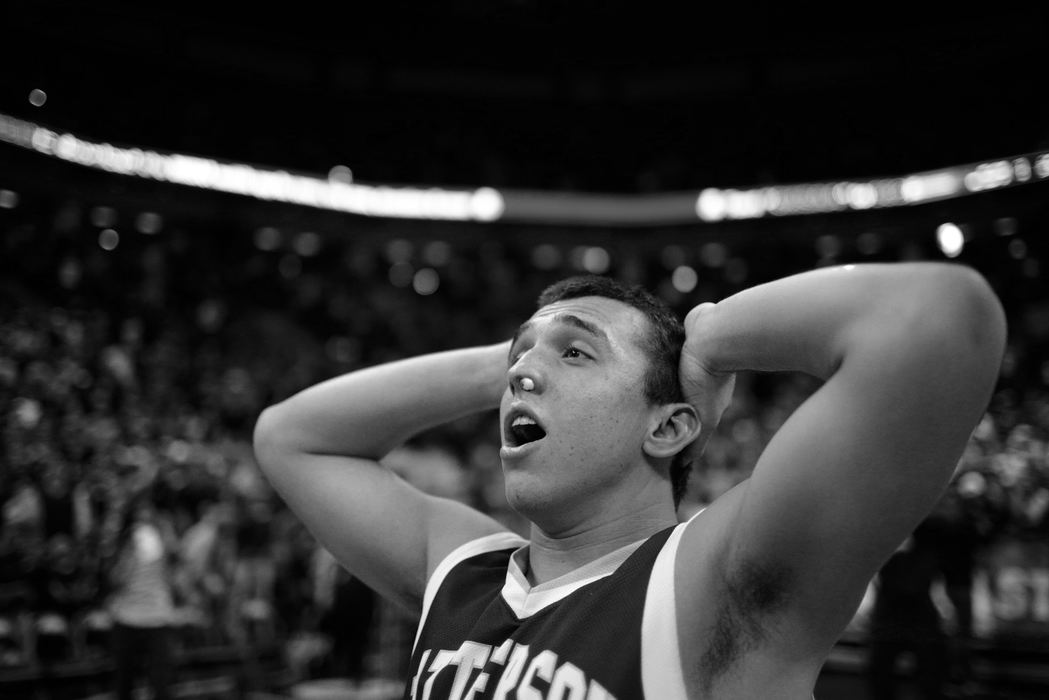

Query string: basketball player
[253,262,1005,699]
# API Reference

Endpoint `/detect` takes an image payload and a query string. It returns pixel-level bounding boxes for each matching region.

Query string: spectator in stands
[867,514,953,700]
[176,495,235,644]
[0,518,33,668]
[0,616,24,667]
[32,533,97,664]
[271,512,318,644]
[231,493,277,646]
[104,489,179,700]
[39,459,93,542]
[312,545,377,682]
[932,484,990,692]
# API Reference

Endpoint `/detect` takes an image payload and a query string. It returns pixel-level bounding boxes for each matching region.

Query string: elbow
[921,265,1007,379]
[941,265,1006,357]
[252,402,292,473]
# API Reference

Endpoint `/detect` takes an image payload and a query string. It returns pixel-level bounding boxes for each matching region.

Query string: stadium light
[936,223,964,258]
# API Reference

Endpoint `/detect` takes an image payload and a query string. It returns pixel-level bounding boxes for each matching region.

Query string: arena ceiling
[3,3,1048,193]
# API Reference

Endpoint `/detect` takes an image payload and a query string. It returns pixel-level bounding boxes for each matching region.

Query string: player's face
[499,296,661,523]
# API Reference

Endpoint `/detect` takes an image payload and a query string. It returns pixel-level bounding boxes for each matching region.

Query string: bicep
[256,447,508,614]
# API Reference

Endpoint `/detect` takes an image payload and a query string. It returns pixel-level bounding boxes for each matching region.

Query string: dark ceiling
[4,2,1049,193]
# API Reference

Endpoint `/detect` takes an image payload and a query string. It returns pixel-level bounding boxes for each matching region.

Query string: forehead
[524,296,650,350]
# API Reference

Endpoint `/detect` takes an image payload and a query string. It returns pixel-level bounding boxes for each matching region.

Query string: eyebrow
[510,313,610,353]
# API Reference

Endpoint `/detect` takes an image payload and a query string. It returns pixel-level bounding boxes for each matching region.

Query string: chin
[502,475,559,521]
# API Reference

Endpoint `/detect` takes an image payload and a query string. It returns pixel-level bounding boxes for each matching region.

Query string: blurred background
[1,3,1048,699]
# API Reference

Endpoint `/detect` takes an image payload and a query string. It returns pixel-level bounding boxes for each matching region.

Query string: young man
[253,262,1005,699]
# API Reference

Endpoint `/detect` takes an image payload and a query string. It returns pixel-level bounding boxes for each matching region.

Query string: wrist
[475,340,512,409]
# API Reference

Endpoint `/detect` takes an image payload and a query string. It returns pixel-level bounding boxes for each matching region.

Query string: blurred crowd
[0,192,1047,692]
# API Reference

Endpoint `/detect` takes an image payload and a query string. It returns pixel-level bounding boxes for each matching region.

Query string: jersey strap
[412,531,527,656]
[641,518,691,698]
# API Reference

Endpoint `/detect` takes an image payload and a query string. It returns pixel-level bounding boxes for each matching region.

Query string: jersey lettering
[410,640,616,700]
[548,662,586,699]
[517,649,556,700]
[423,649,457,700]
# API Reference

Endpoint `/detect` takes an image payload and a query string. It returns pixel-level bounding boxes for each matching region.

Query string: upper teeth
[512,415,537,428]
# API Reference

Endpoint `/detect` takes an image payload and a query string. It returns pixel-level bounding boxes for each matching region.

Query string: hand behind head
[680,303,736,462]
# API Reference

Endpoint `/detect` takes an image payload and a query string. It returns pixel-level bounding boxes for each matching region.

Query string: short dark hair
[536,275,692,505]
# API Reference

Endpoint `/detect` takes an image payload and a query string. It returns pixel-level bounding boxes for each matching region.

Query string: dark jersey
[404,522,693,700]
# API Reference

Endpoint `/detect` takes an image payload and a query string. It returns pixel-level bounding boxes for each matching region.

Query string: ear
[643,403,701,460]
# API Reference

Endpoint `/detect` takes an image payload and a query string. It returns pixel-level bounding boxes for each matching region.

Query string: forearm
[691,262,1004,380]
[255,341,511,461]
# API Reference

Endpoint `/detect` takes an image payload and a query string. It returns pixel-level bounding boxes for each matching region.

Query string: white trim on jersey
[501,537,648,619]
[641,512,701,699]
[411,531,527,656]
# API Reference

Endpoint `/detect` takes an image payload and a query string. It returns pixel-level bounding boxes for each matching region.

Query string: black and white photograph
[1,4,1048,699]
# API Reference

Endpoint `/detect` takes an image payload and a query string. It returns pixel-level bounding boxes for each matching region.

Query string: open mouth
[504,407,548,447]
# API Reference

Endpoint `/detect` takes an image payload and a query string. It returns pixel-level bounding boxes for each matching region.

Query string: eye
[562,346,589,360]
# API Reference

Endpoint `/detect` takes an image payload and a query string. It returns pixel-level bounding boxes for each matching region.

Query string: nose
[508,358,541,395]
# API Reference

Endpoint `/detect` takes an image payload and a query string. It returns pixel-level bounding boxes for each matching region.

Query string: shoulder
[412,531,525,650]
[426,531,526,599]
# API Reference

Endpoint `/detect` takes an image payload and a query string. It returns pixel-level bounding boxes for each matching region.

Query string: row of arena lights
[11,86,1049,230]
[0,196,1036,290]
[12,88,1039,297]
[3,192,1035,267]
[1,192,1032,265]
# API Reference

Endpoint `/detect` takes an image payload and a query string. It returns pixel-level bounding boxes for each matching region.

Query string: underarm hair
[695,557,794,693]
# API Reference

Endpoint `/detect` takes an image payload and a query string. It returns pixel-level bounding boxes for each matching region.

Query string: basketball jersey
[404,521,692,700]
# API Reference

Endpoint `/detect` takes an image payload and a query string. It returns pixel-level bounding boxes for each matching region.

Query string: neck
[525,498,677,585]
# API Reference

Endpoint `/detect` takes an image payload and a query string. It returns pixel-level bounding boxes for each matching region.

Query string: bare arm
[252,341,513,613]
[678,262,1006,657]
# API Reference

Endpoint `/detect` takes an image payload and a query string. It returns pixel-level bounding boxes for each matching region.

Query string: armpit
[694,557,794,693]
